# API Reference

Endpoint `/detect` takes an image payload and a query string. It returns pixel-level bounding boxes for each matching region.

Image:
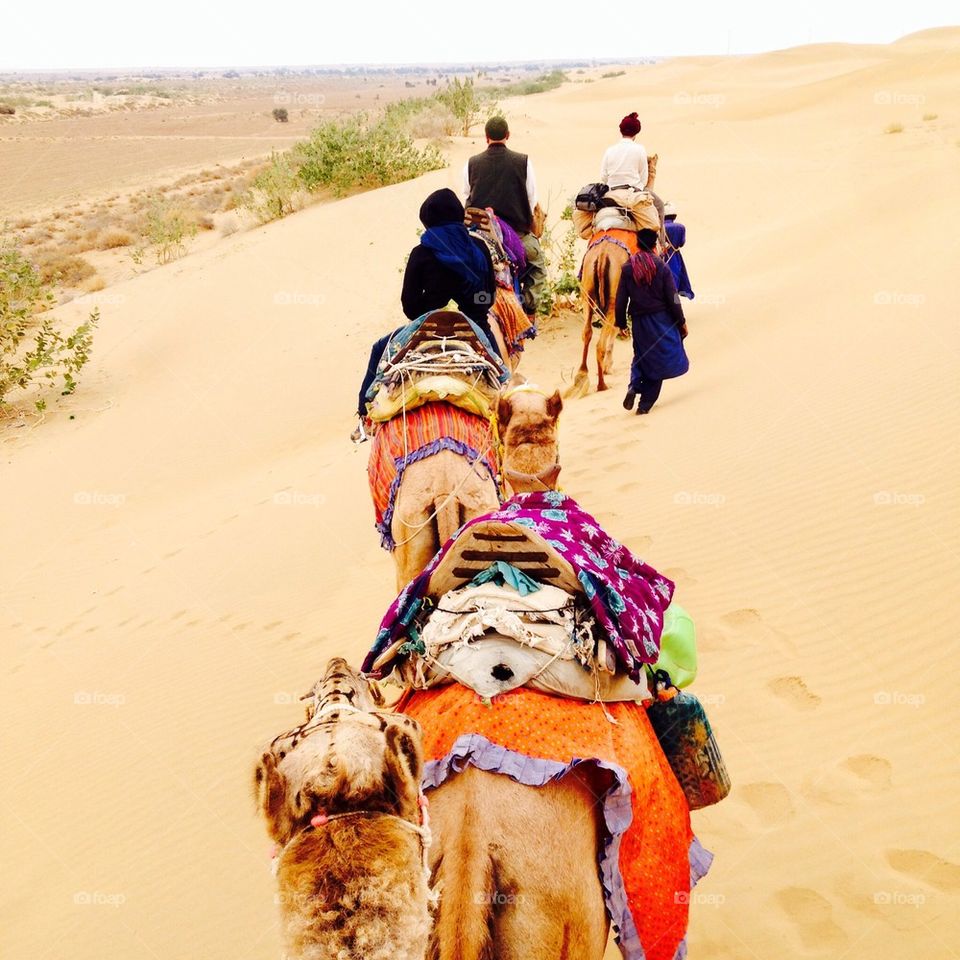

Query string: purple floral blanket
[362,491,675,682]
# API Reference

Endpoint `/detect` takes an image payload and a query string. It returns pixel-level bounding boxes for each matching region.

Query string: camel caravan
[255,114,723,960]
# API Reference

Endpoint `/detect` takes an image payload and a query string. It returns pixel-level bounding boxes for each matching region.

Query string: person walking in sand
[615,228,689,415]
[662,201,694,300]
[463,116,545,318]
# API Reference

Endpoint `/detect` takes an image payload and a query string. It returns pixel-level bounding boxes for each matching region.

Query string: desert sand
[3,28,960,959]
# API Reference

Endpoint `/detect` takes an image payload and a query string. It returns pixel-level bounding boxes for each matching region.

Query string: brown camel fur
[427,764,610,960]
[498,388,563,496]
[392,441,501,592]
[390,388,561,588]
[254,658,432,960]
[569,239,631,397]
[426,394,614,960]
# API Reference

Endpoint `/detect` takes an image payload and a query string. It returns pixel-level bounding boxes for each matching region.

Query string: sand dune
[3,32,959,960]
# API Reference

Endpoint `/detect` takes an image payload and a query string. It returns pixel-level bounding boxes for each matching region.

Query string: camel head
[498,387,563,494]
[254,658,424,847]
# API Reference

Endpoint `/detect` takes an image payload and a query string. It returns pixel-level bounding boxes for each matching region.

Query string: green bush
[295,113,445,196]
[435,77,495,137]
[487,71,567,99]
[535,204,580,316]
[142,198,199,264]
[1,236,98,411]
[238,151,302,222]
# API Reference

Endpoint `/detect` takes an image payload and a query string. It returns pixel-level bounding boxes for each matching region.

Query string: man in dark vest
[463,116,546,318]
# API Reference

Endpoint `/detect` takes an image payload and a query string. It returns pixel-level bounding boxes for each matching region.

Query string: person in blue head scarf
[401,188,496,326]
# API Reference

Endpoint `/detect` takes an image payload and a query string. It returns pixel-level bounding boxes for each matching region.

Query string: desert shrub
[922,112,938,121]
[272,107,289,122]
[34,251,96,286]
[80,274,105,292]
[96,228,134,249]
[535,204,580,316]
[885,122,904,134]
[487,71,567,98]
[141,198,199,264]
[295,114,445,196]
[238,151,303,222]
[602,70,626,79]
[435,77,494,136]
[1,236,98,410]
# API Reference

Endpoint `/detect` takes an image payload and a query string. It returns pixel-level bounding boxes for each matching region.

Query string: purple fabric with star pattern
[362,491,675,682]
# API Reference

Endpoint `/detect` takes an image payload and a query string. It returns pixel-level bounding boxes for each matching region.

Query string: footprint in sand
[739,781,795,827]
[720,608,793,652]
[776,886,848,950]
[803,754,892,804]
[663,566,697,589]
[768,675,821,710]
[281,632,301,642]
[886,849,960,892]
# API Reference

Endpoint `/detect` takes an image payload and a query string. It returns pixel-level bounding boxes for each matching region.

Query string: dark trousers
[629,371,663,411]
[629,322,664,411]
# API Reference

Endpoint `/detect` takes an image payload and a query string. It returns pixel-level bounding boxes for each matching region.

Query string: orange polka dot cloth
[402,684,712,960]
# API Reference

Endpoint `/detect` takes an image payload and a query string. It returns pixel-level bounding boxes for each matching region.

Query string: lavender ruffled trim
[671,840,715,960]
[378,439,499,550]
[422,733,712,960]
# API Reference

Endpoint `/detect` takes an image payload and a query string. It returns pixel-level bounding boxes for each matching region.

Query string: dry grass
[885,122,904,134]
[33,250,96,286]
[80,274,106,292]
[96,228,135,249]
[922,112,938,121]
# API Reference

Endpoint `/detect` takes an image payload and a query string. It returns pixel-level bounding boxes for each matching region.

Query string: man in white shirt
[600,112,648,189]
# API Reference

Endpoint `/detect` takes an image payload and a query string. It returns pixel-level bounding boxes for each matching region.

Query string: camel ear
[497,394,514,428]
[366,676,386,706]
[546,389,563,420]
[384,723,423,803]
[254,751,291,843]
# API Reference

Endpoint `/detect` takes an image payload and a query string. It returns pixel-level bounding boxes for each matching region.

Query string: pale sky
[3,0,957,70]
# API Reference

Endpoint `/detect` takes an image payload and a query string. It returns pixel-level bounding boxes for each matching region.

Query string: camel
[569,236,631,397]
[373,387,563,590]
[426,764,610,960]
[497,386,563,495]
[390,436,501,591]
[254,658,432,960]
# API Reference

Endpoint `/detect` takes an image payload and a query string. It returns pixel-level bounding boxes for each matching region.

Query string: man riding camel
[574,112,663,245]
[463,116,546,318]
